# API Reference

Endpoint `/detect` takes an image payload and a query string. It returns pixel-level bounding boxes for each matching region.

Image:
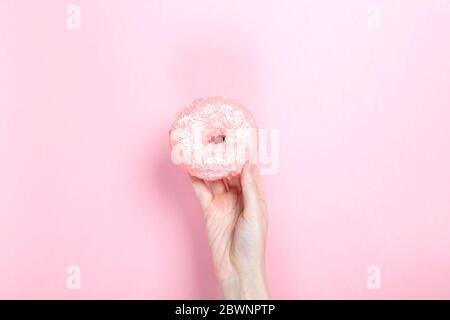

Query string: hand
[189,163,269,299]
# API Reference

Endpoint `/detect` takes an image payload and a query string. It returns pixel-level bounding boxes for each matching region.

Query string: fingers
[189,175,212,210]
[189,175,230,210]
[227,176,241,191]
[240,162,267,217]
[209,179,227,195]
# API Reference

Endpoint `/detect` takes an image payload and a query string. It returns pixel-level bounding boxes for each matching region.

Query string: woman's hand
[189,163,269,299]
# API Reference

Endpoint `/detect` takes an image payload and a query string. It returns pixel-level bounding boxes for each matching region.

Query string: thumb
[240,162,267,217]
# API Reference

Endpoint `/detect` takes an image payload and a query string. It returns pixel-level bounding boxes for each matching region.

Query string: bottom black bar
[1,300,448,318]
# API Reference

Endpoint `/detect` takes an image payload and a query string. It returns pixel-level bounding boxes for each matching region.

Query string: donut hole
[204,128,227,145]
[210,134,226,144]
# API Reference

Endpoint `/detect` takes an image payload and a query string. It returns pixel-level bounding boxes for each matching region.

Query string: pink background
[1,0,450,299]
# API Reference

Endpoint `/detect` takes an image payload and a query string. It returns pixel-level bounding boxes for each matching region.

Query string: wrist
[220,269,269,300]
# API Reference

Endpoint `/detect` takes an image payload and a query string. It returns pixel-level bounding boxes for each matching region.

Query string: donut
[170,97,258,181]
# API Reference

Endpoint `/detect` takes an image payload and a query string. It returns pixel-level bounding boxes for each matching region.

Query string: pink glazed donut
[170,97,257,181]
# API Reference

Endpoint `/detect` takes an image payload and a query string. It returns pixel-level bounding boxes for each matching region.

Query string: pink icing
[170,97,258,180]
